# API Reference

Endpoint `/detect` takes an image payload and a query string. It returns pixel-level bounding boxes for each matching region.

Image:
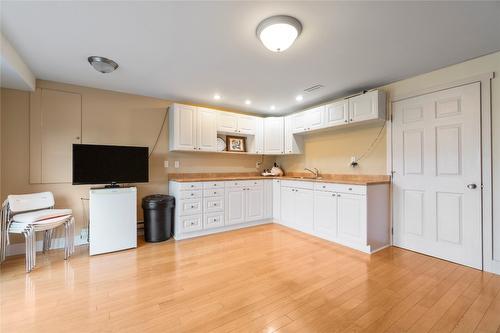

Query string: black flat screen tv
[72,144,149,185]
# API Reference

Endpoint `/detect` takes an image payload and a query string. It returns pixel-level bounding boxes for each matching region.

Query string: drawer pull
[213,203,217,206]
[214,191,217,194]
[190,193,194,196]
[348,188,352,191]
[191,205,195,208]
[322,185,326,188]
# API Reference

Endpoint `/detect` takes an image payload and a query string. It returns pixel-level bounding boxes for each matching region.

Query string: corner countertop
[168,173,391,185]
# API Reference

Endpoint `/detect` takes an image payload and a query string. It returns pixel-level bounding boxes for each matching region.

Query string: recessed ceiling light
[88,56,119,73]
[245,100,252,105]
[256,15,302,52]
[213,94,221,100]
[270,105,276,111]
[295,95,303,101]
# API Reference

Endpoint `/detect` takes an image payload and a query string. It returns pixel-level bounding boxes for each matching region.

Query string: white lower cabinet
[313,190,338,239]
[225,187,246,225]
[170,179,389,252]
[337,193,366,245]
[169,180,272,240]
[280,185,314,233]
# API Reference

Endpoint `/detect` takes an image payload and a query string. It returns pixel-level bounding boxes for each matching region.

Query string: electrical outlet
[80,228,89,240]
[256,161,262,168]
[174,160,180,168]
[164,160,169,168]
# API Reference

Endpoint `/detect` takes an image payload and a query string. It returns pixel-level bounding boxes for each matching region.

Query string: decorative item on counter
[261,163,283,176]
[226,136,246,152]
[216,137,226,152]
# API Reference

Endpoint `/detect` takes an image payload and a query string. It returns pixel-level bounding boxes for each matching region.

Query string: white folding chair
[0,192,75,272]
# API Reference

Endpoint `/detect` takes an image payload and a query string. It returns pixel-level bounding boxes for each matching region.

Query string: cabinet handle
[214,191,217,194]
[344,120,348,123]
[350,119,353,121]
[337,194,341,197]
[348,188,352,191]
[76,136,80,140]
[190,193,194,196]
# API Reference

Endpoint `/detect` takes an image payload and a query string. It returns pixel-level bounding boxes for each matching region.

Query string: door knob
[467,184,477,189]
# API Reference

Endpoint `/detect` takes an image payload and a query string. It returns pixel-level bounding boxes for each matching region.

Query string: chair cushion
[13,209,72,224]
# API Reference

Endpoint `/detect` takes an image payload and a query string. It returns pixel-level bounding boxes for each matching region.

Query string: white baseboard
[6,236,88,257]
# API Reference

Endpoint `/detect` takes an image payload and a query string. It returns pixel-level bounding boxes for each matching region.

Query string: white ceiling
[1,1,500,115]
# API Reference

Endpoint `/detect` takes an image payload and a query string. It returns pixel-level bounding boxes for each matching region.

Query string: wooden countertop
[168,173,390,185]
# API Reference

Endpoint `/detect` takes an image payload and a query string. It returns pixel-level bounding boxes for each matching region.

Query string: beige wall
[1,81,270,243]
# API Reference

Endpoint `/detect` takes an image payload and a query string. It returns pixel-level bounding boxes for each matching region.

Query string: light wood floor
[1,224,499,333]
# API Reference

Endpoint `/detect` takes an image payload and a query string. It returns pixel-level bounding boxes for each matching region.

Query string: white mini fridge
[89,187,137,255]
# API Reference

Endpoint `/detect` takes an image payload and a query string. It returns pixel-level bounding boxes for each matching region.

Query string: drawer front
[203,181,226,189]
[313,182,366,195]
[225,180,246,188]
[204,188,225,197]
[281,180,314,190]
[178,214,203,233]
[335,184,366,195]
[204,212,225,229]
[180,190,202,199]
[246,180,263,187]
[204,196,224,213]
[178,198,203,216]
[314,183,337,192]
[178,182,203,190]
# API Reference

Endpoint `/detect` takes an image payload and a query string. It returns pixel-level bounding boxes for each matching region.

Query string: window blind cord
[356,121,386,163]
[149,107,169,158]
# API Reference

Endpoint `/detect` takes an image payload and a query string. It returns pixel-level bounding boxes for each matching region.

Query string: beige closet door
[392,82,482,269]
[40,89,82,183]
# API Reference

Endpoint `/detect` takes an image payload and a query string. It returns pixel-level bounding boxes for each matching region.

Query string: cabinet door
[348,91,379,123]
[314,191,338,238]
[294,188,314,233]
[172,104,197,151]
[217,112,238,133]
[272,180,281,220]
[280,187,295,227]
[32,89,82,183]
[264,117,284,154]
[291,112,306,133]
[325,100,348,127]
[254,117,264,154]
[225,187,245,225]
[237,115,256,135]
[196,107,217,151]
[337,193,367,244]
[263,180,273,219]
[305,106,325,131]
[245,187,264,222]
[284,116,303,154]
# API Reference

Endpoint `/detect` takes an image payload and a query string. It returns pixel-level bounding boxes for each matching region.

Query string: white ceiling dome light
[88,56,119,73]
[256,15,302,52]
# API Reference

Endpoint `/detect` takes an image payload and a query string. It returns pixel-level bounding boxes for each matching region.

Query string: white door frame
[388,72,497,274]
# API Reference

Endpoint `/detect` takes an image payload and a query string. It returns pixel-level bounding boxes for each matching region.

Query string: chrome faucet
[304,167,320,178]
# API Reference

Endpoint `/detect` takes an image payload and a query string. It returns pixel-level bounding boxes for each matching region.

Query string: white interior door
[392,82,482,269]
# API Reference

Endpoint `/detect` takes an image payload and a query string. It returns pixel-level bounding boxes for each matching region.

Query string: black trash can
[142,194,175,242]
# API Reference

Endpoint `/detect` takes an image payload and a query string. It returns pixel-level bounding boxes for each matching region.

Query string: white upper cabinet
[237,115,257,135]
[290,112,306,133]
[284,115,303,154]
[196,107,217,151]
[254,117,264,154]
[217,112,256,135]
[348,90,386,123]
[291,106,325,134]
[169,104,197,151]
[325,100,349,127]
[264,117,284,155]
[304,106,325,131]
[169,104,216,151]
